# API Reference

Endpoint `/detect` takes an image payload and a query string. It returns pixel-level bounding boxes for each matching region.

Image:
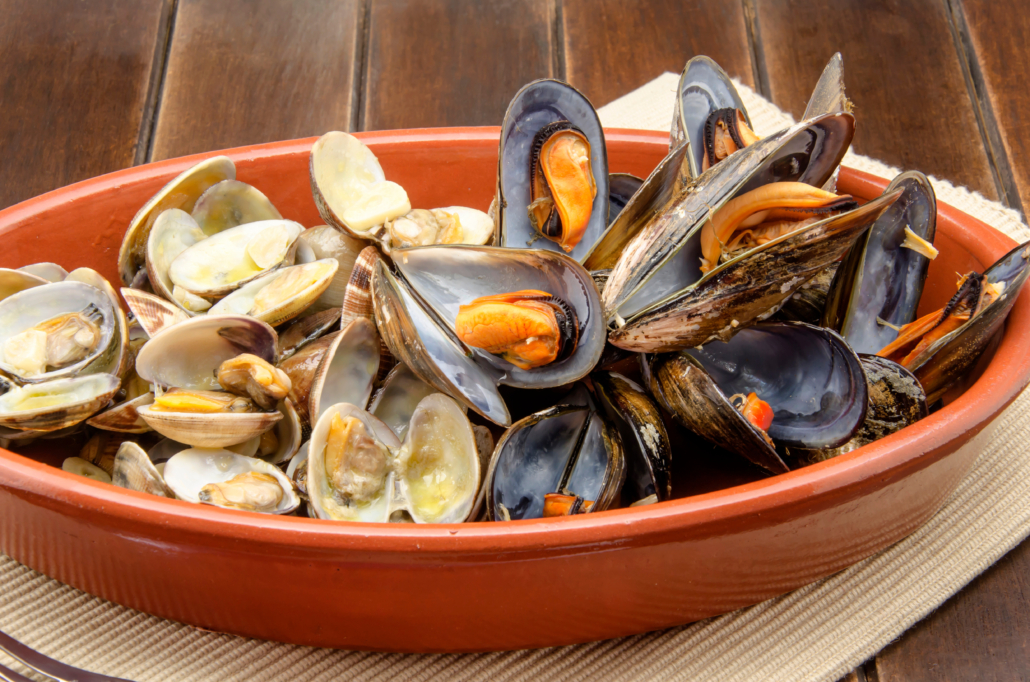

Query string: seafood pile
[28,53,1029,523]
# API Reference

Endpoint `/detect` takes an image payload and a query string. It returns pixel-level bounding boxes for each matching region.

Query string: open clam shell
[911,241,1030,403]
[87,391,154,433]
[648,322,868,474]
[368,363,437,440]
[0,268,47,303]
[609,187,901,352]
[0,373,121,432]
[136,402,282,449]
[670,55,751,177]
[277,307,341,362]
[485,402,625,521]
[824,171,937,354]
[121,288,190,338]
[0,280,118,383]
[599,113,856,328]
[310,131,411,244]
[164,447,300,514]
[64,268,131,380]
[145,209,208,314]
[190,179,282,235]
[372,245,605,426]
[279,331,337,426]
[788,355,927,465]
[112,441,175,498]
[496,79,609,261]
[591,371,672,502]
[18,263,67,283]
[296,225,364,311]
[167,219,303,298]
[307,317,379,427]
[118,156,235,285]
[308,396,479,523]
[209,259,339,327]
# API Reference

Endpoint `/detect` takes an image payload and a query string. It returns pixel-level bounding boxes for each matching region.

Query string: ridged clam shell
[278,307,341,361]
[340,245,395,381]
[111,441,175,498]
[137,403,283,448]
[121,288,190,338]
[279,331,338,425]
[86,391,154,433]
[0,373,121,432]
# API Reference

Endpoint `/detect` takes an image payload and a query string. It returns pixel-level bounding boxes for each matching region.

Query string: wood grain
[754,0,999,200]
[874,535,1030,681]
[562,0,755,109]
[150,0,361,161]
[0,0,171,210]
[954,0,1030,215]
[361,0,554,130]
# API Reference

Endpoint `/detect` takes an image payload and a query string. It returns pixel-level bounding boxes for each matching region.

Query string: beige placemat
[2,77,1030,682]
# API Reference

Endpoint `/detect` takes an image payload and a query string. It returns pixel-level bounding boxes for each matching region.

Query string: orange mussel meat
[702,108,761,172]
[528,121,597,253]
[454,289,578,371]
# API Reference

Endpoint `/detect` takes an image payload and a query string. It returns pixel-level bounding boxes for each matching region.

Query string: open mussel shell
[111,441,175,498]
[787,355,927,466]
[0,280,119,383]
[190,179,282,234]
[824,171,937,354]
[803,53,849,192]
[308,396,479,523]
[773,263,838,324]
[209,259,339,326]
[372,245,605,426]
[119,156,235,286]
[0,373,121,432]
[485,402,625,521]
[591,371,672,502]
[496,79,609,261]
[610,187,901,352]
[607,174,644,226]
[670,55,751,177]
[913,241,1030,403]
[309,131,411,244]
[649,322,868,474]
[164,447,300,515]
[600,113,856,327]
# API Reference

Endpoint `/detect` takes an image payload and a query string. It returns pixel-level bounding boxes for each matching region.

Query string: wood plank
[874,536,1030,681]
[954,0,1030,215]
[361,0,554,130]
[0,0,171,209]
[562,0,755,109]
[754,0,999,200]
[150,0,361,161]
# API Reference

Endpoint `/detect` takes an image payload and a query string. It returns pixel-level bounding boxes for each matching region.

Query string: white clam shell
[163,447,300,514]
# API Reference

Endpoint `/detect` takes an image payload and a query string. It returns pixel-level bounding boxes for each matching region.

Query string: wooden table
[0,0,1026,678]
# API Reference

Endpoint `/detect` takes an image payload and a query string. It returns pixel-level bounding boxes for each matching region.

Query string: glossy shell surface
[0,130,1025,652]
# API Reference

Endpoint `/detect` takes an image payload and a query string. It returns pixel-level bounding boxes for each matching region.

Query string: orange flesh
[740,392,774,432]
[455,290,562,370]
[538,130,596,252]
[701,110,761,172]
[700,183,851,273]
[542,493,594,517]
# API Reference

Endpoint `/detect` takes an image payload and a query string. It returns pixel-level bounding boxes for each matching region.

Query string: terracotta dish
[0,128,1025,653]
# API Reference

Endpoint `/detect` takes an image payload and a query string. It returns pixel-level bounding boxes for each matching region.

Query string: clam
[145,209,209,313]
[62,457,111,484]
[339,245,395,381]
[0,268,47,303]
[164,447,300,514]
[0,373,121,432]
[295,225,365,311]
[496,80,609,260]
[277,307,341,361]
[190,179,282,234]
[167,219,303,298]
[647,322,868,474]
[119,156,235,285]
[371,245,605,426]
[308,396,479,523]
[368,363,437,440]
[121,288,190,338]
[876,241,1030,403]
[18,263,68,283]
[86,391,154,433]
[310,131,411,241]
[306,317,380,426]
[278,331,338,426]
[823,171,937,354]
[216,353,292,410]
[787,355,927,465]
[384,207,494,249]
[111,441,175,498]
[484,401,625,521]
[134,314,282,446]
[209,259,339,326]
[0,281,118,383]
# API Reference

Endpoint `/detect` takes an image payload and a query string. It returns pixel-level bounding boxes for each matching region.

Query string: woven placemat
[2,77,1029,682]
